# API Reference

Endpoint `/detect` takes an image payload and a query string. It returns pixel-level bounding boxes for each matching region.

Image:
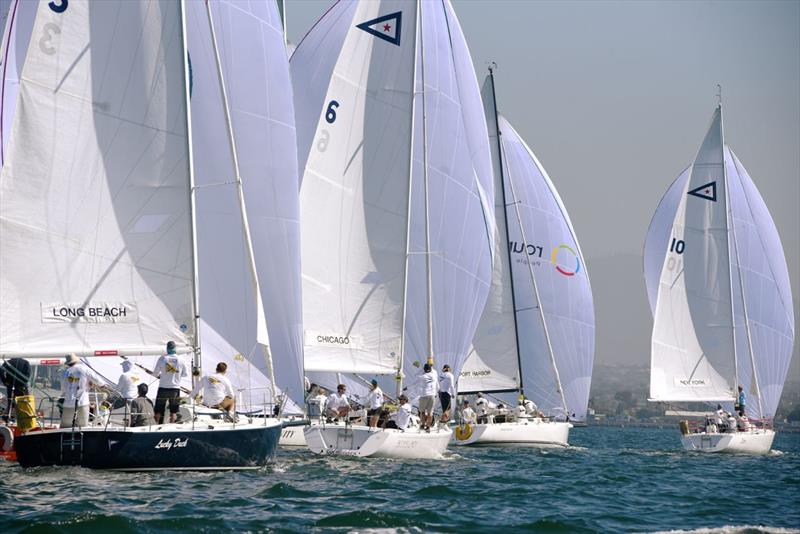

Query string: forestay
[0,0,35,165]
[186,0,305,410]
[0,1,195,357]
[497,115,594,421]
[401,0,494,382]
[292,0,417,374]
[650,106,736,403]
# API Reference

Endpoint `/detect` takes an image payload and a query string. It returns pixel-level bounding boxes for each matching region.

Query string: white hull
[680,428,775,454]
[304,424,452,459]
[452,418,571,448]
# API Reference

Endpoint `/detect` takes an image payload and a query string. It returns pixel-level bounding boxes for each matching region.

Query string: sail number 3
[40,1,68,56]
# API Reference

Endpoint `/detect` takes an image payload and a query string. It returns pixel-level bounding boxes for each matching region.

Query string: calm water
[1,426,798,533]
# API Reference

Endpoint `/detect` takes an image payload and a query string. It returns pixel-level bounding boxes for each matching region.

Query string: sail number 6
[325,100,339,124]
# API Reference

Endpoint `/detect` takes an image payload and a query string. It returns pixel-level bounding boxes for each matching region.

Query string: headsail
[401,0,494,382]
[0,0,196,357]
[186,0,305,408]
[650,106,736,402]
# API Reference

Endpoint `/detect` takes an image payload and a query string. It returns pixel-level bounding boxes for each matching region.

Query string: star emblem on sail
[356,11,402,46]
[687,181,717,202]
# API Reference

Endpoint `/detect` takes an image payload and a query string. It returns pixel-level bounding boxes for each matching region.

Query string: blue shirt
[738,390,746,406]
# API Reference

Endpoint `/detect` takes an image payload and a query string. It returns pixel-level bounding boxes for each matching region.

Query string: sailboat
[645,97,794,454]
[3,0,284,470]
[291,0,494,459]
[455,66,594,447]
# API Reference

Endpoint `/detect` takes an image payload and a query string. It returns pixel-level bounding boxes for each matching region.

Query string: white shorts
[60,405,89,428]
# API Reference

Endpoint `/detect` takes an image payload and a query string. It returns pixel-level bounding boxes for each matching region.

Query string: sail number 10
[670,238,685,254]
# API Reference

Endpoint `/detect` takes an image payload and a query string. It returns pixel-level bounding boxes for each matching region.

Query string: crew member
[190,362,236,417]
[153,341,188,424]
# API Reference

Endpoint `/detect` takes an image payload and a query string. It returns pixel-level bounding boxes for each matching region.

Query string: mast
[398,0,421,399]
[486,64,526,397]
[503,128,569,419]
[180,0,202,383]
[204,1,279,405]
[719,94,740,402]
[419,0,434,367]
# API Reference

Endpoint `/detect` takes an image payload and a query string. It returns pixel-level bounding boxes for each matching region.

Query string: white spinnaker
[0,1,195,356]
[294,1,417,374]
[199,0,304,410]
[458,73,520,394]
[651,106,736,403]
[402,0,494,383]
[497,116,594,421]
[0,0,35,165]
[725,147,794,418]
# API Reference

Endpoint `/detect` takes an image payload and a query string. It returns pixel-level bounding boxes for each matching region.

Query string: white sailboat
[645,98,794,454]
[455,67,594,447]
[291,0,495,458]
[2,0,283,470]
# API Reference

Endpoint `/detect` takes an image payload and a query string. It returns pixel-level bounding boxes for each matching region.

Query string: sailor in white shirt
[438,364,456,423]
[308,388,328,418]
[60,353,107,428]
[115,360,142,403]
[460,399,477,424]
[417,362,439,431]
[475,392,496,423]
[522,397,539,417]
[366,379,384,428]
[153,341,189,423]
[190,362,236,414]
[326,384,350,419]
[383,394,412,430]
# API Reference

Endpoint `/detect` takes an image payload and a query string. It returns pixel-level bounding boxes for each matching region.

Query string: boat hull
[680,429,775,454]
[304,424,451,459]
[452,419,571,448]
[14,421,282,470]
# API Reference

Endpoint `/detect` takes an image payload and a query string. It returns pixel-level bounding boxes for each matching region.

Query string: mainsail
[292,0,494,381]
[650,106,736,402]
[186,0,305,409]
[292,0,417,375]
[0,0,196,357]
[461,71,595,422]
[645,119,794,416]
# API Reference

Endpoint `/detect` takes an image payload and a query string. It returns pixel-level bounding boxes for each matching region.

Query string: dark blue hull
[15,423,281,471]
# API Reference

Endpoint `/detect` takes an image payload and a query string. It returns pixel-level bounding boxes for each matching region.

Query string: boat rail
[683,417,773,435]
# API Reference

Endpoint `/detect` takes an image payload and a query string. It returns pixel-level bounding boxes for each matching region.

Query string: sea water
[1,426,798,532]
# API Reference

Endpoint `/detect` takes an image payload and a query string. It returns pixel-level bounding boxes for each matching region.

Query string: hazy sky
[286,1,800,376]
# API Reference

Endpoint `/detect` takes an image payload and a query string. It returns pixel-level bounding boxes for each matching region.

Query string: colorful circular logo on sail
[551,244,580,277]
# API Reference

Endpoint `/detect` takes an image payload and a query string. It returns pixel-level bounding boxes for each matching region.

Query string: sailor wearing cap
[60,353,106,428]
[153,341,188,424]
[383,394,412,431]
